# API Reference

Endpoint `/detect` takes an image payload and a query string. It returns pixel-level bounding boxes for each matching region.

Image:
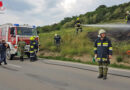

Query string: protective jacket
[54,35,61,44]
[94,37,112,62]
[126,14,130,24]
[75,20,81,27]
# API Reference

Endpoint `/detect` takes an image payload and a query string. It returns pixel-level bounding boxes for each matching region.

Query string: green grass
[39,55,98,65]
[113,41,130,56]
[39,55,130,70]
[39,27,99,56]
[38,19,130,68]
[39,26,130,57]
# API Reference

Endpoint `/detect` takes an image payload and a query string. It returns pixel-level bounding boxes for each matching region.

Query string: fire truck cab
[0,23,39,60]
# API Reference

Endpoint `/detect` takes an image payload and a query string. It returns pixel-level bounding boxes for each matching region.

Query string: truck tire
[6,48,14,60]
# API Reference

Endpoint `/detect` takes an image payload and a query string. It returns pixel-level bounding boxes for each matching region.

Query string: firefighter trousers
[30,51,37,61]
[76,27,82,34]
[98,62,108,77]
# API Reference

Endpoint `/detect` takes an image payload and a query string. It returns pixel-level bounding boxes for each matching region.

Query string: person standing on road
[30,36,37,62]
[94,29,112,80]
[75,17,82,34]
[33,36,38,60]
[0,40,8,65]
[0,40,3,65]
[18,38,26,61]
[1,40,8,65]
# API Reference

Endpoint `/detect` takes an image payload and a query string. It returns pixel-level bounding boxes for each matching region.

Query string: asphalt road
[0,59,130,90]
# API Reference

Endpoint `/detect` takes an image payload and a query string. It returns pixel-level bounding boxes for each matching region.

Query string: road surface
[0,58,130,90]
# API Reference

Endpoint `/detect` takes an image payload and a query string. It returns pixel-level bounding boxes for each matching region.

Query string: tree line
[37,2,130,33]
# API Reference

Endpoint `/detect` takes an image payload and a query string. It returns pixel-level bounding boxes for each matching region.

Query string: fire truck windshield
[17,27,37,36]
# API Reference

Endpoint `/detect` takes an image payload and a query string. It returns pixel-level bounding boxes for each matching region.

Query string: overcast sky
[0,0,130,26]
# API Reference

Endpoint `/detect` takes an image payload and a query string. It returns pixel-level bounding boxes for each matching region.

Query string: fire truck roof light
[14,24,19,26]
[33,25,36,29]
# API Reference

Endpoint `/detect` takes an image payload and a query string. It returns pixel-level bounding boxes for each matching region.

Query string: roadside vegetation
[39,56,130,70]
[38,26,130,65]
[38,2,130,68]
[37,2,130,33]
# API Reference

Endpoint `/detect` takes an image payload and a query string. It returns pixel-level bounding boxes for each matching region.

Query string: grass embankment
[39,27,98,56]
[38,19,130,69]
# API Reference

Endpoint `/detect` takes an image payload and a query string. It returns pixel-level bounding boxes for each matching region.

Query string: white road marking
[8,64,22,68]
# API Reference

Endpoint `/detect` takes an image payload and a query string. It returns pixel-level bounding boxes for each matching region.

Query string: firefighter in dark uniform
[18,38,26,61]
[125,11,130,24]
[75,17,82,34]
[54,34,61,48]
[0,40,3,65]
[94,29,112,80]
[33,36,38,60]
[0,40,8,65]
[30,36,37,62]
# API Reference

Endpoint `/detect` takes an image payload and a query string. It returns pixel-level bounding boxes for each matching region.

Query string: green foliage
[39,27,95,57]
[38,2,130,33]
[116,56,123,62]
[113,41,130,56]
[38,2,130,64]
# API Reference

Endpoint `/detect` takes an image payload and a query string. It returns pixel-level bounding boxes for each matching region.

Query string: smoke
[85,24,130,42]
[83,24,130,30]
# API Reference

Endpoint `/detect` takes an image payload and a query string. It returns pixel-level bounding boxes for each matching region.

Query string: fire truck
[0,23,39,60]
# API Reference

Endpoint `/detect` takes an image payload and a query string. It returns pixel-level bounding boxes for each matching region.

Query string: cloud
[0,0,130,26]
[5,0,32,12]
[24,0,46,14]
[59,0,77,12]
[0,11,21,24]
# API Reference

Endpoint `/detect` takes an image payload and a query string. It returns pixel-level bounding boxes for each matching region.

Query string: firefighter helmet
[55,34,58,36]
[99,29,106,35]
[77,17,79,20]
[77,17,80,20]
[33,36,36,39]
[126,11,130,14]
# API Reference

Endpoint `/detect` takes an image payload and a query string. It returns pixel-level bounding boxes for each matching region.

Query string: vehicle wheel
[6,48,14,60]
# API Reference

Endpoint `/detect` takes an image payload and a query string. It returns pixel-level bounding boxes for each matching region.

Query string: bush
[116,56,123,62]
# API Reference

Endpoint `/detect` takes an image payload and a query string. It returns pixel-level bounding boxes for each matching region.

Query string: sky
[0,0,130,26]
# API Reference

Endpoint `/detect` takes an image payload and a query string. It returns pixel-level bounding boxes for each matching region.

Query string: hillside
[38,26,130,65]
[37,2,130,32]
[38,2,130,66]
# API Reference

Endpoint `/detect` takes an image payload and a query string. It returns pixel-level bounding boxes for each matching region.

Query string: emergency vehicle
[0,23,39,60]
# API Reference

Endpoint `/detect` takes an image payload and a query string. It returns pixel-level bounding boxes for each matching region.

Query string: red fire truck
[0,23,39,60]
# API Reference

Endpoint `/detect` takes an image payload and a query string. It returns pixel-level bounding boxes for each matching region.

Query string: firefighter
[0,40,2,65]
[18,38,26,61]
[125,11,130,24]
[1,40,8,65]
[33,36,38,60]
[94,29,112,80]
[30,36,37,62]
[75,17,82,34]
[0,40,8,65]
[54,34,61,48]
